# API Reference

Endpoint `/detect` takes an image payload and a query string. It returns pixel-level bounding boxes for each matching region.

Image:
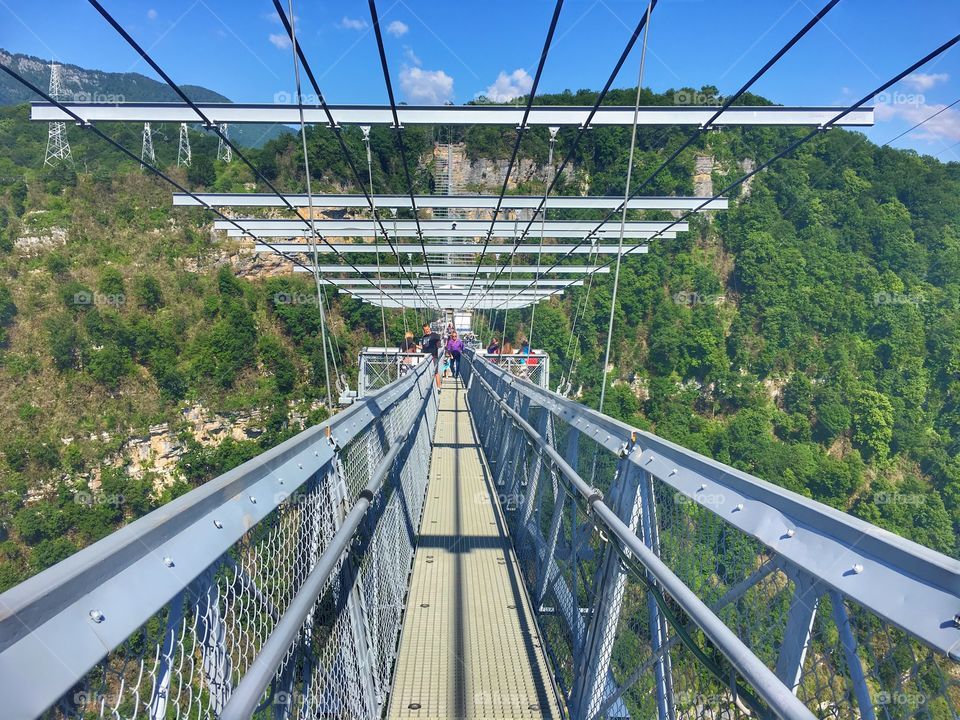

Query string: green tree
[851,388,894,461]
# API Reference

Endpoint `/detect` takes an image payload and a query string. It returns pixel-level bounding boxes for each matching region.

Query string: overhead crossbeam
[255,242,648,255]
[175,193,729,211]
[217,219,682,232]
[293,264,609,274]
[320,278,583,288]
[32,103,874,126]
[233,228,672,240]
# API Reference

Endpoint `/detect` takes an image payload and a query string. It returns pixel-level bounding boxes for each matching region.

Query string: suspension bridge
[1,1,959,719]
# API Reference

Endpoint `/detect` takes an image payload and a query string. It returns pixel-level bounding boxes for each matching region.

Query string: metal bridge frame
[460,349,960,720]
[32,103,875,127]
[174,193,730,211]
[0,359,439,720]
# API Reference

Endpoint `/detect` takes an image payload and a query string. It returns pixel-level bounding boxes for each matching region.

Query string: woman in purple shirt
[445,331,465,380]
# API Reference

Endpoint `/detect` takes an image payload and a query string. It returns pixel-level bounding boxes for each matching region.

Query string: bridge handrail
[219,376,431,720]
[467,354,816,720]
[0,357,435,719]
[465,349,960,657]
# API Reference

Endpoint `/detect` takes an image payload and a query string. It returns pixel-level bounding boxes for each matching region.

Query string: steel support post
[775,568,822,694]
[330,454,379,719]
[148,589,185,720]
[639,469,674,720]
[196,576,232,714]
[572,455,642,720]
[536,427,580,606]
[829,590,876,720]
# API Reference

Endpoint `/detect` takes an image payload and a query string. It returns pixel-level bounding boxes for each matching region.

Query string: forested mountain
[0,82,958,592]
[0,48,290,147]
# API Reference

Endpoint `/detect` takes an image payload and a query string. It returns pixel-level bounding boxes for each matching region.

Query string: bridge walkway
[387,377,562,719]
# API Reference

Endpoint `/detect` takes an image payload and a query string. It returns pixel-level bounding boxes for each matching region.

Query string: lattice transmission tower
[177,123,192,167]
[140,123,155,167]
[44,64,73,166]
[216,123,232,163]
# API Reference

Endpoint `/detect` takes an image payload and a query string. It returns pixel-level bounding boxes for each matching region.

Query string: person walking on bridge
[445,330,464,381]
[421,323,442,389]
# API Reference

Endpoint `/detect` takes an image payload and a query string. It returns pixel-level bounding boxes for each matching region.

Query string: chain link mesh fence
[27,362,437,720]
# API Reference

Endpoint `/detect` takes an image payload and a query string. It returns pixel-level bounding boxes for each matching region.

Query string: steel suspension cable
[87,0,414,309]
[362,126,390,349]
[368,0,441,310]
[587,30,960,275]
[470,0,658,307]
[598,0,652,415]
[462,0,566,304]
[270,0,432,310]
[287,0,334,407]
[884,97,960,147]
[527,127,559,348]
[494,0,842,308]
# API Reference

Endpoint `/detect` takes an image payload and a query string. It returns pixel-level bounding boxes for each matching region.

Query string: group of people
[397,322,537,385]
[485,336,536,361]
[399,322,466,381]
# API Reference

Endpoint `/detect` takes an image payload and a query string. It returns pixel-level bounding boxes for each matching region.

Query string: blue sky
[1,0,958,159]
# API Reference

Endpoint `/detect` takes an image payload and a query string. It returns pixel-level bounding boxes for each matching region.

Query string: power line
[0,62,316,278]
[470,0,659,307]
[462,0,566,304]
[492,0,851,307]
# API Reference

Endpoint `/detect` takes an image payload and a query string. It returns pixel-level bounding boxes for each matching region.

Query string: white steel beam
[232,228,674,239]
[217,219,683,232]
[256,242,648,255]
[174,193,729,211]
[320,278,582,287]
[371,299,537,309]
[292,265,609,274]
[32,103,874,126]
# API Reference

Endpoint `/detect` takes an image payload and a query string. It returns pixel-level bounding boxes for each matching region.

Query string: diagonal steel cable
[462,0,566,305]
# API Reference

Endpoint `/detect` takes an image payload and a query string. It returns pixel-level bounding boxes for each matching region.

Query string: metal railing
[476,350,550,389]
[0,357,438,720]
[358,349,430,398]
[461,349,960,720]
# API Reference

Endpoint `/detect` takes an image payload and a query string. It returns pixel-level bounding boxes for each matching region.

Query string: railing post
[330,453,379,719]
[774,567,822,695]
[195,575,232,714]
[536,427,580,606]
[148,589,185,720]
[639,468,675,720]
[829,590,876,720]
[571,454,642,720]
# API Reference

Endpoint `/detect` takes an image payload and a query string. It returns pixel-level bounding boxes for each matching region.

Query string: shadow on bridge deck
[387,378,562,719]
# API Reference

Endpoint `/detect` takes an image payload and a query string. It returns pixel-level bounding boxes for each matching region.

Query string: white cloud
[269,33,291,50]
[387,20,409,37]
[483,68,533,102]
[400,66,454,105]
[403,45,421,66]
[339,16,368,31]
[902,72,949,92]
[147,8,157,21]
[875,100,960,144]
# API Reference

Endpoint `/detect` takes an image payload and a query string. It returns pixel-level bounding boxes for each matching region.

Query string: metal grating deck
[387,378,562,719]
